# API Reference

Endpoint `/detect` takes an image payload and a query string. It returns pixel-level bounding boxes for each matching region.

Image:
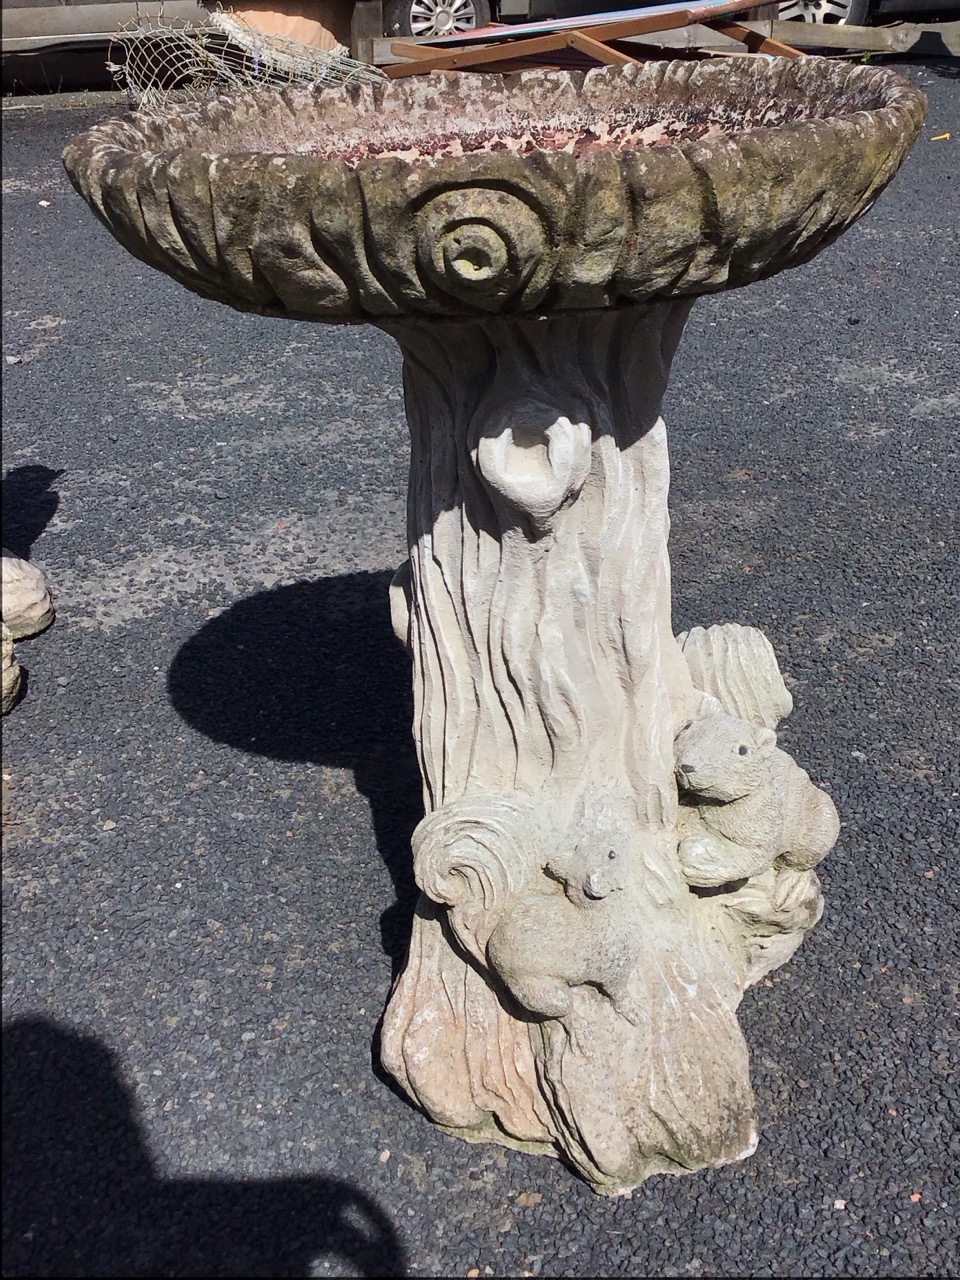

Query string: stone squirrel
[544,835,627,907]
[674,710,840,888]
[486,841,633,1019]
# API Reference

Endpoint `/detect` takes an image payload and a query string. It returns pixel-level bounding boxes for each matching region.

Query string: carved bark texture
[379,307,768,1194]
[391,306,699,812]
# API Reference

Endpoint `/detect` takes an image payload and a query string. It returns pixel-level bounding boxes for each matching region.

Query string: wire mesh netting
[109,6,385,109]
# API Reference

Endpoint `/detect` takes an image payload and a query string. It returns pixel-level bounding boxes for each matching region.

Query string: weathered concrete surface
[58,58,927,1193]
[2,61,958,1272]
[2,549,55,640]
[62,60,925,320]
[1,622,23,714]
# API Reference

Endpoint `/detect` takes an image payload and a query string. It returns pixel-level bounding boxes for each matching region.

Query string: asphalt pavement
[2,62,959,1278]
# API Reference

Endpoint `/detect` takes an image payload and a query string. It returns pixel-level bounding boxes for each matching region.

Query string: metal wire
[108,5,384,109]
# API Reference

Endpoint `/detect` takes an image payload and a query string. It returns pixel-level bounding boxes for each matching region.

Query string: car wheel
[777,0,872,22]
[384,0,493,39]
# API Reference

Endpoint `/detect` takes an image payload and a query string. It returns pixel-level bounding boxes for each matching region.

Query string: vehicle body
[381,0,960,37]
[2,0,205,93]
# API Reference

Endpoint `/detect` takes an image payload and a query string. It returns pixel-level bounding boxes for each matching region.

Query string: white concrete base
[378,307,838,1193]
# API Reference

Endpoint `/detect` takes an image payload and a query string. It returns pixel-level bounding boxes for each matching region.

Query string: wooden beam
[390,39,447,60]
[463,56,596,72]
[377,18,958,64]
[757,16,959,53]
[386,30,644,77]
[384,31,575,77]
[568,30,643,64]
[704,19,802,55]
[622,17,960,55]
[350,0,383,64]
[382,6,771,78]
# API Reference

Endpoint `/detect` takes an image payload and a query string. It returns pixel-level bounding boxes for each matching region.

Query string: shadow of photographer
[2,1016,408,1278]
[166,570,423,969]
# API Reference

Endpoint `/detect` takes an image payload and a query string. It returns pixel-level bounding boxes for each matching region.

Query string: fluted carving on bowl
[62,60,925,323]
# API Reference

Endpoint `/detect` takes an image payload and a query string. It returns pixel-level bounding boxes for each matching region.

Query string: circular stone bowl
[63,59,925,321]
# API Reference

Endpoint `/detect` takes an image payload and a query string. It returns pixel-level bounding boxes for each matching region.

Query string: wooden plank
[384,31,574,77]
[759,16,958,52]
[390,39,446,60]
[375,18,960,65]
[370,8,751,63]
[387,30,645,76]
[631,17,960,53]
[350,0,383,63]
[383,5,772,77]
[568,30,643,64]
[464,53,601,72]
[704,18,801,55]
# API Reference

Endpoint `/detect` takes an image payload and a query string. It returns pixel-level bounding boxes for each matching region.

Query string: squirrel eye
[738,745,749,756]
[608,849,617,860]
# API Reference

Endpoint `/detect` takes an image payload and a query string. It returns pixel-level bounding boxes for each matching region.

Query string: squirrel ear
[756,726,777,750]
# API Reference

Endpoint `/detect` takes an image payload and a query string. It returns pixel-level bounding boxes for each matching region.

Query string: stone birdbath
[64,58,925,1195]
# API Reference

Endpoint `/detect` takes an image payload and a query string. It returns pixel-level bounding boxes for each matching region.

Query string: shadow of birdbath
[63,59,925,1195]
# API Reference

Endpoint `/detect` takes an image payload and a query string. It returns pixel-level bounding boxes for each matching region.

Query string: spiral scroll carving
[415,190,548,310]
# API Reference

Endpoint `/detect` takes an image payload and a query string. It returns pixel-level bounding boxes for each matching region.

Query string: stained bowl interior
[110,59,921,165]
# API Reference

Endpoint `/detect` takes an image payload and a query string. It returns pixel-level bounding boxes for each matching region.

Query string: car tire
[384,0,493,39]
[777,0,872,23]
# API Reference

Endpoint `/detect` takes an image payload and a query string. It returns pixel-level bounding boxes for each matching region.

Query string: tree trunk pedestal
[378,305,836,1194]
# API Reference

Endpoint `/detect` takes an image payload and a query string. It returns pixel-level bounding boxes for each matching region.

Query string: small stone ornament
[1,548,55,641]
[1,622,22,715]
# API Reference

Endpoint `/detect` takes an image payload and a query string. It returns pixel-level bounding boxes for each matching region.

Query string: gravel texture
[2,61,958,1278]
